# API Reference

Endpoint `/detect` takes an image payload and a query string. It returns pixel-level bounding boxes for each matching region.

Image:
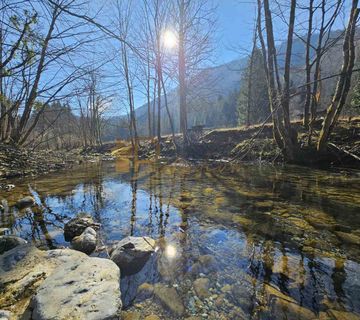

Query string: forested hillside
[102,30,360,141]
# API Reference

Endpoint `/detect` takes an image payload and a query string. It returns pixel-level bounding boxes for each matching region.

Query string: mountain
[103,29,353,141]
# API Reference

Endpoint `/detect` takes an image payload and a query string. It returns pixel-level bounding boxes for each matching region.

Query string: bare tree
[76,69,110,147]
[0,0,95,146]
[258,0,358,160]
[307,0,342,144]
[318,0,359,151]
[172,0,215,144]
[112,0,139,154]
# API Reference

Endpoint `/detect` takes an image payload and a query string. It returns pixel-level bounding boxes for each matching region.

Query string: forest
[0,1,360,320]
[0,0,359,160]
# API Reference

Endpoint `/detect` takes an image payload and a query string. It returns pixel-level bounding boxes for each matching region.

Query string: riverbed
[1,159,360,319]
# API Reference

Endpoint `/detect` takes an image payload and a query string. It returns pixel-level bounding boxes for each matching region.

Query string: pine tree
[237,48,269,126]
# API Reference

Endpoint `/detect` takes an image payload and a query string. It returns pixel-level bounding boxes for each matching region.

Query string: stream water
[1,160,360,319]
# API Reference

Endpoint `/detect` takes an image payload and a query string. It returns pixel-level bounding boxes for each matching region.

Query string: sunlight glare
[164,244,177,259]
[162,29,177,49]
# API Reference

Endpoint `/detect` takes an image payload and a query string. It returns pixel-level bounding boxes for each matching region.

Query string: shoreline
[1,118,359,182]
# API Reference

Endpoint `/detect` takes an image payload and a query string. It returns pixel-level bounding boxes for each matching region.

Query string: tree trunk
[257,0,282,148]
[161,77,175,140]
[156,53,162,156]
[282,0,296,135]
[152,75,157,138]
[263,0,298,160]
[178,0,188,144]
[246,21,257,127]
[317,1,359,151]
[14,6,59,144]
[303,0,314,127]
[146,59,152,138]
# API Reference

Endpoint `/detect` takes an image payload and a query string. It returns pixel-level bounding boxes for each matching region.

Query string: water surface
[1,160,360,319]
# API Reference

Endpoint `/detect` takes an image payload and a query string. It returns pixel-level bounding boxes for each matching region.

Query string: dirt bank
[2,118,358,181]
[136,118,360,167]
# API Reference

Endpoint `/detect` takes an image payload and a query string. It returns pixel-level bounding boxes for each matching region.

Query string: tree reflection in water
[1,161,360,318]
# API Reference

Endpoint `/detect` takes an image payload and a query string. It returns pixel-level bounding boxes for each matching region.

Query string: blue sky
[77,0,352,115]
[215,0,256,64]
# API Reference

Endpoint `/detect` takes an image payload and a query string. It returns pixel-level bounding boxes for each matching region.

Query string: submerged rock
[0,235,27,254]
[122,311,141,320]
[326,309,360,320]
[265,284,316,320]
[271,298,317,320]
[121,253,159,307]
[193,277,210,298]
[31,256,121,320]
[335,231,360,245]
[71,227,97,254]
[110,236,156,275]
[63,214,100,241]
[137,282,155,300]
[15,196,35,209]
[144,315,161,320]
[153,283,185,316]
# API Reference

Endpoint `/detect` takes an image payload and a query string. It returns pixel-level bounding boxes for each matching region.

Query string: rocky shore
[0,143,115,180]
[0,213,157,320]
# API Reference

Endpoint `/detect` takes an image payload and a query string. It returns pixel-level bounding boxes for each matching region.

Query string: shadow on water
[1,160,360,319]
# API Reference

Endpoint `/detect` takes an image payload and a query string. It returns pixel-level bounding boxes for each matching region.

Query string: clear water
[1,160,360,319]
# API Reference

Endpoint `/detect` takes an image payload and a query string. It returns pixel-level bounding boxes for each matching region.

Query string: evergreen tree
[237,48,269,126]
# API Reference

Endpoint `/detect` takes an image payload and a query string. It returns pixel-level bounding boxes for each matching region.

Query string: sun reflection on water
[164,244,177,259]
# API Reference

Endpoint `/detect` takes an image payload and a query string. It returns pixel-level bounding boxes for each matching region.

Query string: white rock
[0,245,122,320]
[31,257,121,320]
[0,245,86,318]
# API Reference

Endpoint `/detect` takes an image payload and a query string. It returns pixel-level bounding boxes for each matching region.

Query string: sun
[162,29,177,49]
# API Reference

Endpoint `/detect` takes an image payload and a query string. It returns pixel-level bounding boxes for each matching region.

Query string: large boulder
[0,245,121,320]
[64,214,100,241]
[15,196,35,209]
[0,245,86,318]
[71,227,97,255]
[110,236,156,275]
[31,257,121,320]
[121,254,159,307]
[0,235,27,254]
